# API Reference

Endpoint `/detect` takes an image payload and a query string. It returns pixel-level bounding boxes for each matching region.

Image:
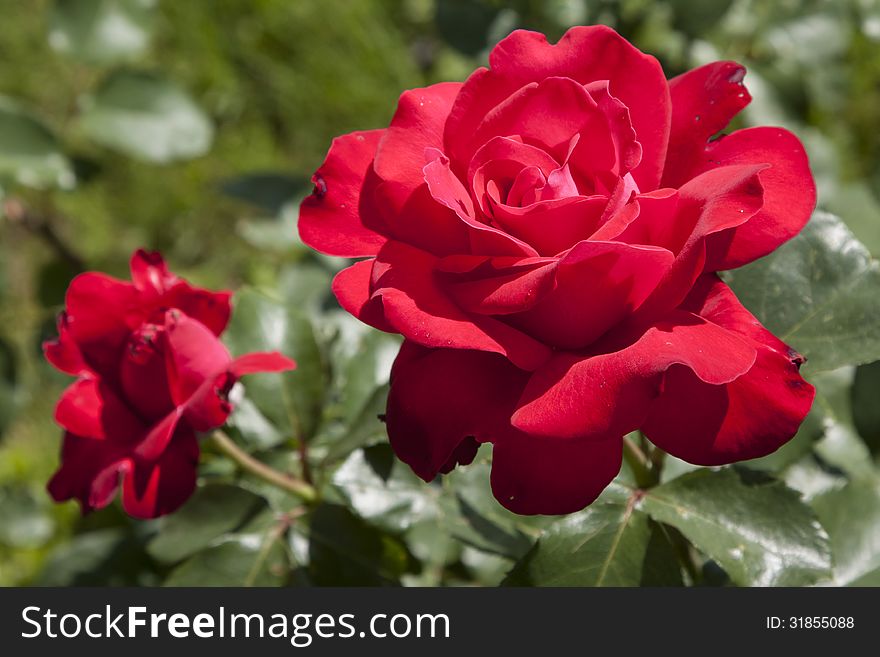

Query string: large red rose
[45,249,296,518]
[299,26,816,514]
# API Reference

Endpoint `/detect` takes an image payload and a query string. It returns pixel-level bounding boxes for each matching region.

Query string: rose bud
[44,249,296,518]
[299,26,816,514]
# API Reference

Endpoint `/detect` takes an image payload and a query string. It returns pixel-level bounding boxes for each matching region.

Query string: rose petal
[47,433,128,513]
[509,240,675,350]
[369,241,552,371]
[299,129,388,257]
[491,431,622,515]
[385,343,529,481]
[230,352,297,376]
[120,322,176,421]
[445,26,670,190]
[512,311,757,439]
[43,314,90,376]
[121,427,199,519]
[332,259,397,334]
[437,254,557,315]
[641,276,814,463]
[662,61,751,188]
[696,127,817,270]
[130,249,176,295]
[371,81,463,224]
[64,272,140,379]
[470,76,612,164]
[55,378,143,441]
[490,195,610,256]
[162,312,232,405]
[162,283,232,336]
[629,163,766,321]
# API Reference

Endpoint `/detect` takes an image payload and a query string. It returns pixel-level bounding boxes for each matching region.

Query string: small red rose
[45,249,295,518]
[299,26,816,514]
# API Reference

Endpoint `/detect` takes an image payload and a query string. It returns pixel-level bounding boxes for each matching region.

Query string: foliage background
[1,0,879,586]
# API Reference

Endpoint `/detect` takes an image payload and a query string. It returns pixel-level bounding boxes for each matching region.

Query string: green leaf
[306,503,415,586]
[746,366,860,474]
[312,315,400,463]
[163,510,289,586]
[443,451,549,559]
[806,367,876,481]
[223,288,327,445]
[237,201,304,254]
[640,521,686,586]
[221,173,310,216]
[726,211,880,372]
[639,468,832,586]
[147,484,267,563]
[0,486,54,549]
[77,70,213,163]
[811,477,880,586]
[852,360,880,454]
[0,96,74,189]
[48,0,155,65]
[37,527,157,586]
[434,0,500,55]
[332,445,439,533]
[0,337,18,438]
[668,0,735,37]
[504,499,650,587]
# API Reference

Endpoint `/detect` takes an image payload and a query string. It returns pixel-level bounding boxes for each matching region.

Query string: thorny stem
[211,430,318,503]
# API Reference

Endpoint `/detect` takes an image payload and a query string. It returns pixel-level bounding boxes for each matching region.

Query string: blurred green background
[1,0,880,586]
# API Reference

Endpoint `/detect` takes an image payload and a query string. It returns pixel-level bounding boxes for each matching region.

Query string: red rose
[299,26,816,514]
[45,250,296,518]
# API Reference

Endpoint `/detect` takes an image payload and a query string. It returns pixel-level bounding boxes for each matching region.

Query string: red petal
[183,372,234,433]
[642,276,814,463]
[43,315,90,376]
[385,343,529,481]
[445,26,670,190]
[469,76,611,164]
[370,241,552,371]
[121,428,199,519]
[134,407,183,461]
[437,255,557,315]
[491,431,622,515]
[696,127,816,269]
[162,312,232,405]
[630,164,765,321]
[490,195,609,256]
[422,149,535,255]
[120,322,176,421]
[509,240,674,350]
[362,168,470,257]
[130,249,175,295]
[162,283,232,336]
[231,351,296,375]
[512,311,756,439]
[64,272,140,379]
[47,433,128,513]
[663,61,751,188]
[374,82,462,198]
[332,259,397,334]
[54,378,143,441]
[299,129,388,257]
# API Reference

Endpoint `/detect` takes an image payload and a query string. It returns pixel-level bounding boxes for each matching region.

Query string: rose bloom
[299,26,816,514]
[45,250,295,518]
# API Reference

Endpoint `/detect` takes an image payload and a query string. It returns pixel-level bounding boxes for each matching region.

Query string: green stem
[622,436,654,488]
[211,430,317,503]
